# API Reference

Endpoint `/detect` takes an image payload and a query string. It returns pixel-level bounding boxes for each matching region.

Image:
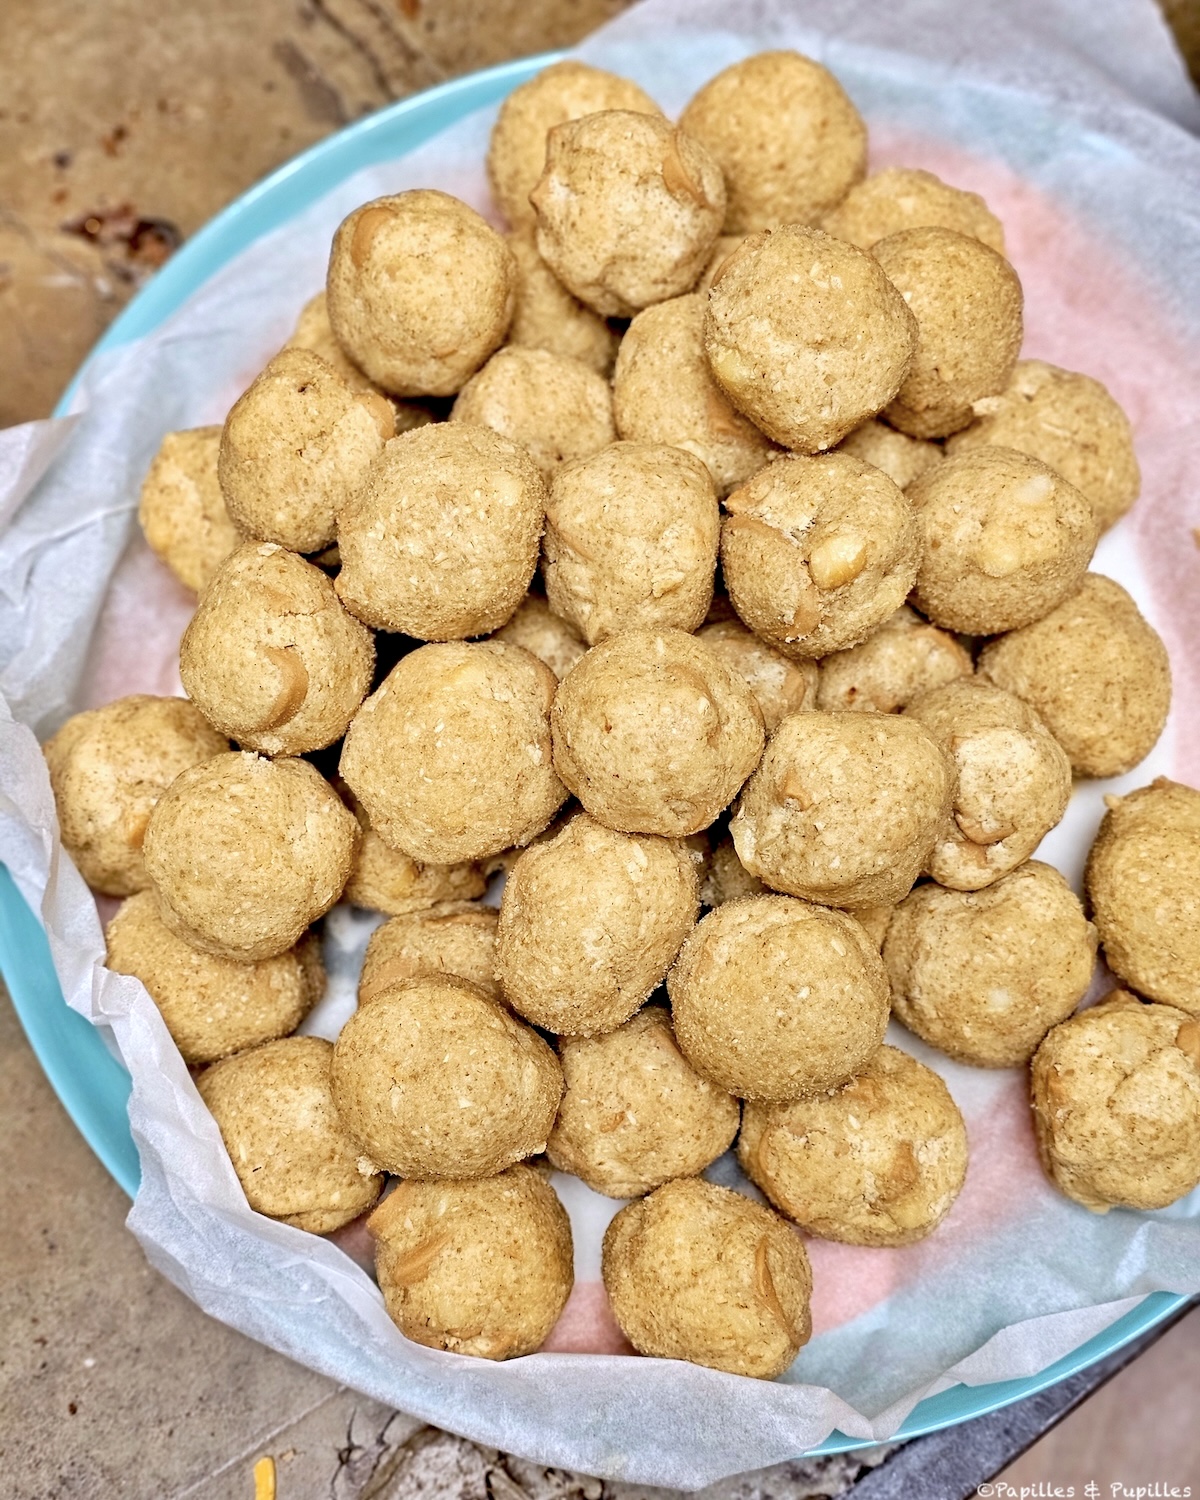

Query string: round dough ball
[496,813,698,1035]
[977,574,1170,779]
[340,640,566,864]
[704,227,917,453]
[531,111,725,319]
[908,447,1099,635]
[143,751,359,961]
[370,1165,573,1359]
[179,542,374,757]
[679,51,866,233]
[872,227,1023,439]
[855,904,895,950]
[450,346,614,481]
[543,442,719,645]
[720,453,921,658]
[487,60,661,229]
[602,1177,812,1378]
[700,832,766,906]
[551,628,765,837]
[331,975,561,1176]
[612,295,777,496]
[335,422,545,639]
[197,1036,382,1233]
[730,711,953,909]
[343,796,485,916]
[696,620,819,733]
[817,606,973,715]
[492,594,586,680]
[885,862,1097,1067]
[105,890,322,1065]
[218,348,393,554]
[1031,991,1200,1212]
[1085,779,1200,1014]
[836,418,943,491]
[44,695,229,897]
[359,902,499,1003]
[907,678,1072,891]
[326,190,516,397]
[822,167,1004,253]
[946,360,1140,532]
[696,234,749,293]
[506,227,620,375]
[138,426,242,594]
[739,1045,968,1246]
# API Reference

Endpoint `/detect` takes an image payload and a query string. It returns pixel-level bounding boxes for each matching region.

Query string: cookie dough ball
[543,442,719,644]
[822,167,1004,254]
[908,447,1099,635]
[885,862,1097,1067]
[496,814,698,1035]
[335,422,545,639]
[359,902,499,1004]
[873,227,1023,439]
[327,190,516,398]
[370,1165,573,1359]
[977,574,1169,779]
[488,60,661,229]
[138,426,242,594]
[731,712,953,909]
[506,228,620,375]
[44,695,229,897]
[836,418,942,491]
[143,751,358,961]
[551,628,764,837]
[817,606,972,715]
[1031,991,1200,1213]
[721,453,920,658]
[343,795,485,915]
[531,111,725,319]
[855,904,895,950]
[1085,779,1200,1014]
[697,620,818,733]
[700,833,766,906]
[340,640,566,864]
[492,594,586,680]
[946,361,1139,532]
[612,295,777,496]
[603,1177,812,1378]
[679,52,866,232]
[705,227,917,453]
[450,346,614,481]
[331,975,561,1176]
[907,678,1072,891]
[197,1036,382,1232]
[740,1045,968,1246]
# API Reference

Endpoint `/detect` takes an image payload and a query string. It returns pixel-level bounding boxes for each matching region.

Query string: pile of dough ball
[42,48,1192,1385]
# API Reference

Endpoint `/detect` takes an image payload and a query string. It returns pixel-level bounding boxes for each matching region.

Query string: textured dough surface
[138,426,242,594]
[835,419,942,492]
[506,227,620,374]
[817,606,972,715]
[492,594,586,681]
[359,902,499,1003]
[822,167,1004,254]
[697,620,819,733]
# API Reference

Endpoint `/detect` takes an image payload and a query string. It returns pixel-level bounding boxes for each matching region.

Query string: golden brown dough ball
[602,1177,812,1378]
[1031,991,1200,1213]
[547,1007,739,1197]
[487,60,662,229]
[699,832,766,906]
[705,227,917,452]
[822,167,1004,254]
[816,606,972,715]
[342,793,485,916]
[197,1036,382,1233]
[496,813,698,1035]
[369,1166,573,1359]
[855,904,895,950]
[884,862,1097,1067]
[720,453,920,658]
[543,442,719,645]
[946,361,1139,532]
[1085,779,1200,1015]
[326,190,516,398]
[977,574,1169,779]
[739,1045,968,1246]
[872,227,1023,439]
[335,422,545,639]
[138,427,242,595]
[551,628,764,837]
[359,902,499,1003]
[836,418,943,491]
[696,234,748,293]
[340,640,566,865]
[44,695,229,897]
[143,751,358,961]
[531,111,725,319]
[179,542,374,757]
[492,594,586,681]
[331,975,561,1177]
[730,711,954,909]
[679,52,866,233]
[696,620,818,733]
[908,447,1099,635]
[906,678,1072,891]
[612,295,777,496]
[505,227,620,375]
